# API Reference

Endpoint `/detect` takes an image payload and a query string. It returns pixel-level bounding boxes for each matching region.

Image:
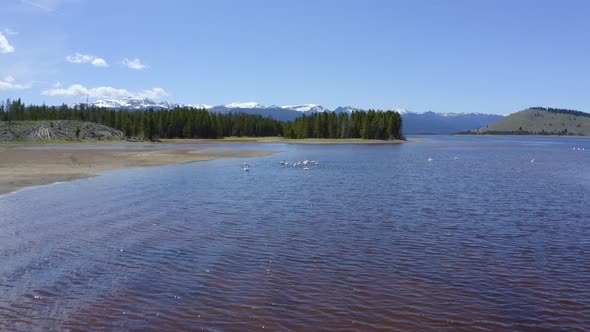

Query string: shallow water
[1,136,590,331]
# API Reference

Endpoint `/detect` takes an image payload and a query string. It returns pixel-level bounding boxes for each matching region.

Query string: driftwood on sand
[0,120,124,141]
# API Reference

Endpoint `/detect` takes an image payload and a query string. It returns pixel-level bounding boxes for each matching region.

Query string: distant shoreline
[453,133,590,139]
[160,137,405,145]
[0,137,406,145]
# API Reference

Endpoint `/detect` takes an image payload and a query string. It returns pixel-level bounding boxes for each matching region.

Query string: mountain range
[402,111,503,134]
[78,97,212,111]
[73,98,504,134]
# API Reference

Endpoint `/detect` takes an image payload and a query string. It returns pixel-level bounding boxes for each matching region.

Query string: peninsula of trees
[0,99,404,141]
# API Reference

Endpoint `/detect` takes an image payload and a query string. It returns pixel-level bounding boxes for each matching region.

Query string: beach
[0,137,406,195]
[0,143,275,195]
[161,137,405,144]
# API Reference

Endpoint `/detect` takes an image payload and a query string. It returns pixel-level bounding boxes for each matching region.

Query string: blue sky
[0,0,588,114]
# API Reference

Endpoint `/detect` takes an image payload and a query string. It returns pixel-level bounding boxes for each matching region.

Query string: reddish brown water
[1,138,590,331]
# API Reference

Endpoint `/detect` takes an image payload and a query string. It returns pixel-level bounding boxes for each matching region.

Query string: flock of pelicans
[243,146,586,171]
[426,146,586,165]
[280,159,319,170]
[242,159,319,172]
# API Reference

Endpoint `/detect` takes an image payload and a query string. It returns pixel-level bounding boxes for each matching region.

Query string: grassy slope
[478,109,590,135]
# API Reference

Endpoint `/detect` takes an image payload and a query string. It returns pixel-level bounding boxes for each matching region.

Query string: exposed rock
[0,120,124,141]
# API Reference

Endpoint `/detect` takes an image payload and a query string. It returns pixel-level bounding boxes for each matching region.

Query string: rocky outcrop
[0,120,124,141]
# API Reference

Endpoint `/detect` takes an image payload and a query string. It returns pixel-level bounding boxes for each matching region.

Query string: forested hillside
[0,99,403,140]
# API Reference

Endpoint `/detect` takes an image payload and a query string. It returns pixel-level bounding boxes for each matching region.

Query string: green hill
[476,107,590,136]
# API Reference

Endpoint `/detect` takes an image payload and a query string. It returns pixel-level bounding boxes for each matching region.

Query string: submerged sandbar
[0,143,275,195]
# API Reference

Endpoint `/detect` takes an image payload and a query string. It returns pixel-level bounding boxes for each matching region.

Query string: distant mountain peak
[333,106,362,113]
[69,98,503,134]
[334,106,412,114]
[390,108,411,114]
[192,104,213,109]
[121,96,154,102]
[224,102,266,109]
[282,104,330,113]
[79,98,211,110]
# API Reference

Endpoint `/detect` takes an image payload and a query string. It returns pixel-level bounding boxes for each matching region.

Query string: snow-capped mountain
[100,97,173,110]
[402,111,503,134]
[333,106,364,113]
[208,102,334,121]
[391,108,411,115]
[221,102,329,113]
[331,106,502,133]
[75,97,212,110]
[224,102,266,109]
[92,99,128,109]
[191,104,214,109]
[334,106,411,114]
[282,104,330,113]
[70,98,503,133]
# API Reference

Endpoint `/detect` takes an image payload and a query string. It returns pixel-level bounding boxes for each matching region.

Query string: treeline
[530,107,590,118]
[0,99,283,139]
[283,110,403,140]
[1,99,403,140]
[458,130,584,136]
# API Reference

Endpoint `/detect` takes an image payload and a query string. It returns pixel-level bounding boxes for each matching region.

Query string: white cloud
[0,76,31,90]
[137,87,168,99]
[66,53,109,67]
[21,0,54,12]
[91,58,109,67]
[66,53,92,64]
[3,28,18,36]
[41,84,169,99]
[123,58,146,70]
[0,33,15,54]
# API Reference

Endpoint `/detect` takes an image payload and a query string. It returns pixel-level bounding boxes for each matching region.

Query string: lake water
[1,136,589,331]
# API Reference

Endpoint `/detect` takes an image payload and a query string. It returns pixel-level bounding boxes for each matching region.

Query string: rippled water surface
[1,136,590,331]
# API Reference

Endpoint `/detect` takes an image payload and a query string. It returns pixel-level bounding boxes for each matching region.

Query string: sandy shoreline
[0,144,275,195]
[0,137,406,195]
[160,137,405,144]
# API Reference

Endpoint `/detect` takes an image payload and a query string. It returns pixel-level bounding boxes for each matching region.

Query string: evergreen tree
[0,101,402,140]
